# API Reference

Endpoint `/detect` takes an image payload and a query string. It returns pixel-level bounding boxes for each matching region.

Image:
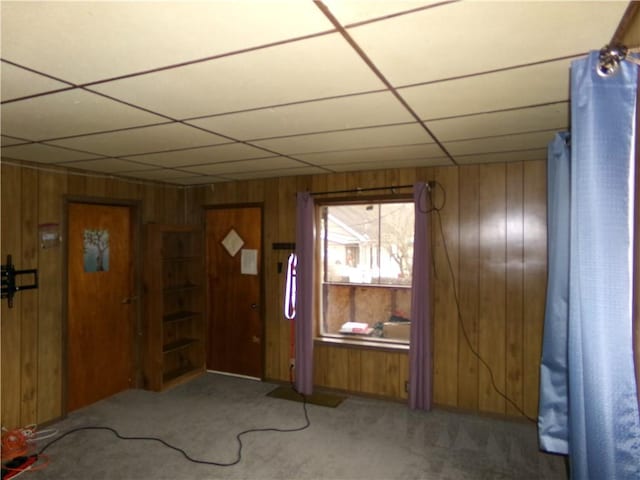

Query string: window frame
[314,194,413,347]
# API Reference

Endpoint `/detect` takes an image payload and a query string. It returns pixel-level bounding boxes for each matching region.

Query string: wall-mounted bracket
[1,255,39,308]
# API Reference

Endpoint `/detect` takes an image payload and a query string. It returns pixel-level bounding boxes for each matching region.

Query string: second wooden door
[206,206,263,378]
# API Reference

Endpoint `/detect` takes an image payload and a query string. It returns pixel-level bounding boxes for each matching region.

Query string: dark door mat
[266,386,345,408]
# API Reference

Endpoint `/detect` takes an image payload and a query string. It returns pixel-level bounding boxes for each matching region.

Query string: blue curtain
[539,51,640,478]
[409,182,433,410]
[294,192,315,395]
[538,131,571,454]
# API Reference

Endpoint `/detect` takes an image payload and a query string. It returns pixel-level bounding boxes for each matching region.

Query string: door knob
[121,296,138,304]
[250,303,259,309]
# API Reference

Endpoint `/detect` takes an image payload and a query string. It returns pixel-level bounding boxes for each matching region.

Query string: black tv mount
[1,255,38,308]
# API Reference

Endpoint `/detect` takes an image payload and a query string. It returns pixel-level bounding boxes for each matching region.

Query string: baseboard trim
[207,370,261,381]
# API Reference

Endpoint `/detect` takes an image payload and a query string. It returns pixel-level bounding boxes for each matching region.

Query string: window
[318,200,414,344]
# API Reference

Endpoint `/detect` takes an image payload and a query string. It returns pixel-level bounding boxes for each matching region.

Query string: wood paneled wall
[0,161,186,429]
[430,161,547,418]
[192,160,547,420]
[1,158,546,429]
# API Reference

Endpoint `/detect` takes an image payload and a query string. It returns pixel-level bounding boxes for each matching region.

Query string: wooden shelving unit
[143,224,205,391]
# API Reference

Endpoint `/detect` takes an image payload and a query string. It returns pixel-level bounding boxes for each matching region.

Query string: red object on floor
[1,455,37,479]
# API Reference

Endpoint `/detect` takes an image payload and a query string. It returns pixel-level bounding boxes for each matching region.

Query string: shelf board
[163,311,201,323]
[163,338,198,354]
[162,365,203,387]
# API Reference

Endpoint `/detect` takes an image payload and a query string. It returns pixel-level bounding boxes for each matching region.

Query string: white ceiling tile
[347,1,627,86]
[1,62,70,101]
[401,59,570,120]
[124,143,271,168]
[1,143,103,164]
[322,1,445,26]
[48,123,229,157]
[1,1,334,84]
[0,89,165,140]
[254,123,432,154]
[295,143,445,166]
[0,1,631,185]
[226,165,327,180]
[455,149,547,165]
[326,156,451,172]
[428,103,569,142]
[91,33,385,119]
[187,91,413,140]
[181,156,302,175]
[60,158,155,173]
[445,130,558,156]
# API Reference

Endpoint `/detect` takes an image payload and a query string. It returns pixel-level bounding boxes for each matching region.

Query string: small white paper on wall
[241,249,258,275]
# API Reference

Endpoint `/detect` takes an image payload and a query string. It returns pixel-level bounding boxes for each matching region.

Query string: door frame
[203,202,266,380]
[62,196,142,416]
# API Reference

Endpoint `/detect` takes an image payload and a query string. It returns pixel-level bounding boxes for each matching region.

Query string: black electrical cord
[37,386,310,468]
[427,180,537,424]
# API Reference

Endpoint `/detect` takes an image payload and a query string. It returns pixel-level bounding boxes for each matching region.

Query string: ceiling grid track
[313,0,459,167]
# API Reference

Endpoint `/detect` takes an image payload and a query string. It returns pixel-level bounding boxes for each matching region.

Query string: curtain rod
[309,183,415,197]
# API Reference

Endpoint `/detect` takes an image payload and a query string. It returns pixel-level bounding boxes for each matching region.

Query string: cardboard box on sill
[383,322,410,341]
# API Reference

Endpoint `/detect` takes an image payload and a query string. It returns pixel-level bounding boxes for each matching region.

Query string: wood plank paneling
[20,168,39,424]
[326,347,349,390]
[458,165,480,411]
[37,170,66,423]
[263,179,281,381]
[432,167,459,407]
[313,344,328,386]
[384,352,402,398]
[277,177,300,381]
[66,174,86,196]
[1,158,549,427]
[195,162,547,413]
[523,161,547,418]
[0,161,185,429]
[347,349,362,392]
[1,164,23,428]
[161,186,180,224]
[478,164,507,414]
[184,187,205,225]
[84,175,107,198]
[505,163,525,415]
[360,349,387,396]
[398,351,409,400]
[141,184,157,222]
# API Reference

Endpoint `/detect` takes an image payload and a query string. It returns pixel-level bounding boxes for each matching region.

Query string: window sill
[314,336,409,353]
[324,281,411,289]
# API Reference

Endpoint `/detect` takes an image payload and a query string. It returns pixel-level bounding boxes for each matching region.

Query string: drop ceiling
[0,1,634,186]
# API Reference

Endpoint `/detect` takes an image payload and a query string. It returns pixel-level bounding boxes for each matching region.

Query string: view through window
[319,201,414,344]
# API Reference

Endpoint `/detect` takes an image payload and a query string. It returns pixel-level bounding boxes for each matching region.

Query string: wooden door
[67,203,135,411]
[206,206,263,378]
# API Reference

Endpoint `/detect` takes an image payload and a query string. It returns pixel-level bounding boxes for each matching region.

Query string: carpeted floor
[266,385,346,407]
[24,373,565,479]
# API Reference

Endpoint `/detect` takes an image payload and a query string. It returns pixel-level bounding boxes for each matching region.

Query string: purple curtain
[294,191,315,395]
[409,182,433,410]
